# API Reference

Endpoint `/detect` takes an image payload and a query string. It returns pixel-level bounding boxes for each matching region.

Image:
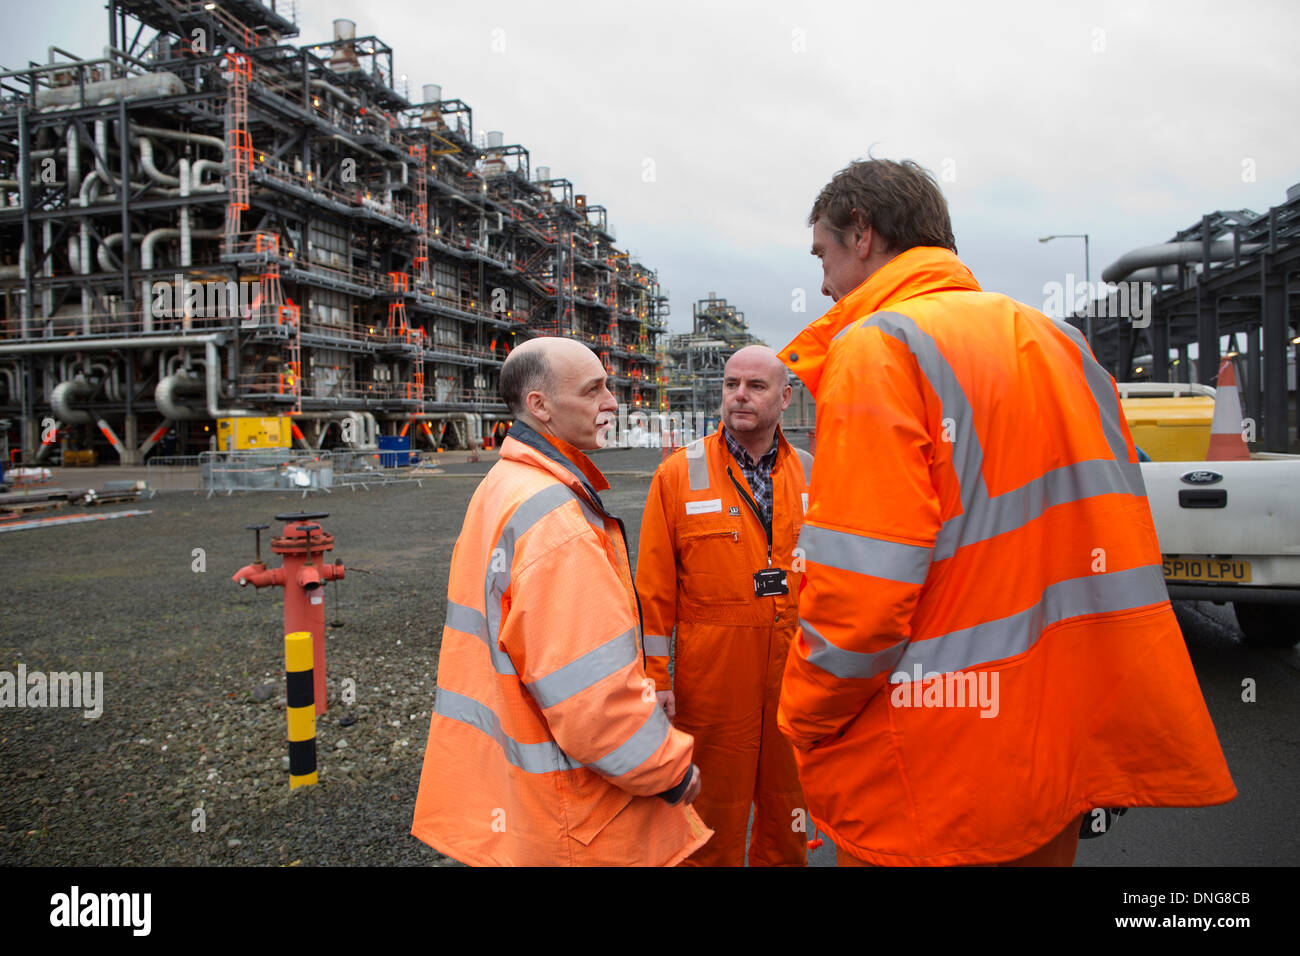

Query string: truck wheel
[1233,602,1300,647]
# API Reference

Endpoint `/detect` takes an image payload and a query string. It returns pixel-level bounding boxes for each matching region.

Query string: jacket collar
[502,420,611,513]
[779,246,981,396]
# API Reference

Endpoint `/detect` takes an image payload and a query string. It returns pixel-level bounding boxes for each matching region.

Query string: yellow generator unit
[218,417,293,451]
[1118,383,1215,461]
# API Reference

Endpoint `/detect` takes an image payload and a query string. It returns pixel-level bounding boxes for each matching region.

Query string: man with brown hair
[779,158,1235,867]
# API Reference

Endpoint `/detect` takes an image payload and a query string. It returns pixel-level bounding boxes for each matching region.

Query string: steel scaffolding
[0,1,669,462]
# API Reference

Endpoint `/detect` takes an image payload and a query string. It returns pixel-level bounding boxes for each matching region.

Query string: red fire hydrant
[232,511,345,715]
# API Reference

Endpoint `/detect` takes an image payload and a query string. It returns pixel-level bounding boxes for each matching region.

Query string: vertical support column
[1151,306,1169,382]
[122,349,138,465]
[118,99,133,319]
[285,630,317,789]
[1244,320,1262,444]
[1196,289,1218,387]
[18,106,34,341]
[1262,270,1289,452]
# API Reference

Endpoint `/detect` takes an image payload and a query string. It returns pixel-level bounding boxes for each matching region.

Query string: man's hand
[682,764,702,805]
[656,689,676,720]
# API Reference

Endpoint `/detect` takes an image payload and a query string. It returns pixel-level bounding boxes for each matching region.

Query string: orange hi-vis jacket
[778,246,1237,866]
[636,426,812,866]
[412,421,711,866]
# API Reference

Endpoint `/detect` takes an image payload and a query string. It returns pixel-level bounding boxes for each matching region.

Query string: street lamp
[1039,233,1091,346]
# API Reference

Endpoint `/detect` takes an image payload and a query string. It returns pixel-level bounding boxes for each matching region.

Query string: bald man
[635,345,814,866]
[413,336,710,866]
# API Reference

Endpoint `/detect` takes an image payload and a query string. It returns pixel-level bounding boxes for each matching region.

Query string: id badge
[753,567,788,597]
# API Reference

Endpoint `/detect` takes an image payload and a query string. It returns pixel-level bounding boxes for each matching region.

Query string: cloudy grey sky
[5,0,1298,351]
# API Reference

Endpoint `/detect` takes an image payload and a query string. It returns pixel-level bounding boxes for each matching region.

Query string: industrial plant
[0,0,671,463]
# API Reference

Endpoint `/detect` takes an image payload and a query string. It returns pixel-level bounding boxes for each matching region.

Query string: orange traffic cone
[1206,357,1250,460]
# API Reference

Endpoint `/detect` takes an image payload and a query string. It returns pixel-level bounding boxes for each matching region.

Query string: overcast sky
[5,0,1297,350]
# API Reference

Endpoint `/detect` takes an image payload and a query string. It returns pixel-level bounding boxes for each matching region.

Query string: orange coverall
[636,425,812,866]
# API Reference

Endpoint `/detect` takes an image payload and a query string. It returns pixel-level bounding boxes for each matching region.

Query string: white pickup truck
[1140,460,1300,646]
[1121,376,1300,649]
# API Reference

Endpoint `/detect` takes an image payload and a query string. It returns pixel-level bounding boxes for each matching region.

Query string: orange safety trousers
[675,617,806,867]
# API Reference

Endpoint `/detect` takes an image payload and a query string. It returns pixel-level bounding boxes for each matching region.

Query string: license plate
[1162,556,1252,584]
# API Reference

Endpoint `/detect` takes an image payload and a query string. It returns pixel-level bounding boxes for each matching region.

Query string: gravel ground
[0,447,669,867]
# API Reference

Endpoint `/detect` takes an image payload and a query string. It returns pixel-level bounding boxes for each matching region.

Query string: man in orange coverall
[636,345,813,866]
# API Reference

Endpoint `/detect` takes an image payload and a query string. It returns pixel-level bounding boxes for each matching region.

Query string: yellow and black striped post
[285,630,318,788]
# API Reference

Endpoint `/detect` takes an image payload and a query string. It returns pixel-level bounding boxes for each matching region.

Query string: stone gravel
[0,448,666,867]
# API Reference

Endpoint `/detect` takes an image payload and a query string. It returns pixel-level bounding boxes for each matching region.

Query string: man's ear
[525,389,549,423]
[854,224,877,262]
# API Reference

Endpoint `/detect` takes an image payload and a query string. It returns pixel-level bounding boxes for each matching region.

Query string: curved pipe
[1102,240,1265,283]
[128,123,224,154]
[138,136,179,186]
[142,226,221,270]
[52,378,96,424]
[97,231,146,272]
[191,159,224,193]
[154,372,207,420]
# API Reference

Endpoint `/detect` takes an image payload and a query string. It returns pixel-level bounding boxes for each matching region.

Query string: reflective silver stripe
[525,627,638,709]
[434,686,583,774]
[482,484,579,675]
[800,616,908,681]
[643,633,671,658]
[588,705,672,778]
[802,563,1168,681]
[933,458,1146,560]
[894,564,1169,677]
[841,311,1146,562]
[685,438,710,490]
[1070,327,1136,465]
[575,494,606,533]
[445,601,488,639]
[800,523,932,585]
[795,447,814,484]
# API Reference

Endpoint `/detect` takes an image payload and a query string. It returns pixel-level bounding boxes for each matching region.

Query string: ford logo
[1181,470,1223,485]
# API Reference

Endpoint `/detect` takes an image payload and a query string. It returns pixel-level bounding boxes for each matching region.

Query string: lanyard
[727,465,772,567]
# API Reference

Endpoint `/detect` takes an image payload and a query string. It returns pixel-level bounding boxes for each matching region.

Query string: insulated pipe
[67,123,80,193]
[309,78,362,110]
[138,136,179,186]
[154,372,206,420]
[0,364,19,403]
[128,123,224,154]
[34,72,183,108]
[141,227,221,270]
[1102,240,1266,284]
[51,377,96,424]
[0,335,255,419]
[178,157,191,266]
[191,159,224,193]
[97,231,146,272]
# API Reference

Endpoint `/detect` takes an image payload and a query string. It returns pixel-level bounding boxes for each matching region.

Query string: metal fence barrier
[200,450,335,497]
[196,449,440,496]
[144,455,202,496]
